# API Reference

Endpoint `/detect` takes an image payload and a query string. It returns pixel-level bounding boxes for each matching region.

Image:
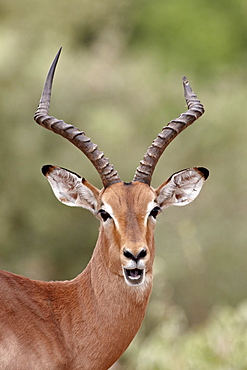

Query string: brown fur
[0,168,207,368]
[0,182,155,369]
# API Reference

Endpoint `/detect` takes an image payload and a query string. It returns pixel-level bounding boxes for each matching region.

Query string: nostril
[137,248,147,260]
[123,249,135,260]
[123,248,147,262]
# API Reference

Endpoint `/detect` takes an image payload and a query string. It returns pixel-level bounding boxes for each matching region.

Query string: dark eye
[99,209,112,222]
[149,206,161,219]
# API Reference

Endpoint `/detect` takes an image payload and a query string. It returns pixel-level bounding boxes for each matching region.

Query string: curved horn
[34,48,121,188]
[133,76,205,185]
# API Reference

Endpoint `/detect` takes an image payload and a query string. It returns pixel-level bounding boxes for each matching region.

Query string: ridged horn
[34,48,121,188]
[133,76,205,185]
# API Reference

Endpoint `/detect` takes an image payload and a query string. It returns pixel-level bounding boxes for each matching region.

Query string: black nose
[123,248,147,262]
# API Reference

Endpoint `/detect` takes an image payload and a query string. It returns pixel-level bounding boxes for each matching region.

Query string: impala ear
[42,165,100,214]
[155,167,209,209]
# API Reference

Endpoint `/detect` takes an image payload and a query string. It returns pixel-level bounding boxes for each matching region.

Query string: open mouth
[123,268,145,286]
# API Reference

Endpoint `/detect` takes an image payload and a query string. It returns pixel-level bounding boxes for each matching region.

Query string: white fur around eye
[144,201,157,226]
[101,203,119,229]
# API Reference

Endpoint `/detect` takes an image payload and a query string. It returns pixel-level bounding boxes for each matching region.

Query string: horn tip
[182,75,188,84]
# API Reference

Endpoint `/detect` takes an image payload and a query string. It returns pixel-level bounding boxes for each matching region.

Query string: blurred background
[0,0,247,368]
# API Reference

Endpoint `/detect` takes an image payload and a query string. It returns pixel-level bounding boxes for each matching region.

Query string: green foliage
[120,301,247,369]
[0,0,247,367]
[129,0,247,76]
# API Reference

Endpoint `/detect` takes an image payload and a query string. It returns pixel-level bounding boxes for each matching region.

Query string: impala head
[34,48,209,287]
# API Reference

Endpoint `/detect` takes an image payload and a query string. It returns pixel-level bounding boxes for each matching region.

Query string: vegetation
[121,301,247,369]
[0,0,247,367]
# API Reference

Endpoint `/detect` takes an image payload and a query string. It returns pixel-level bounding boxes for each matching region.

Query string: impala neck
[65,232,152,368]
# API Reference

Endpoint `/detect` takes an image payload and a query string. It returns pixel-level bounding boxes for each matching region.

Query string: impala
[0,48,208,369]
